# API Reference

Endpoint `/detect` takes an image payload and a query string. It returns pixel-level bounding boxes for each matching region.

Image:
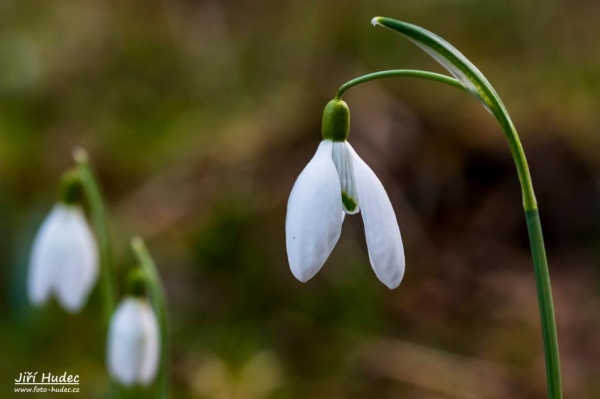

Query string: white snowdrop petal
[332,142,359,214]
[348,143,405,289]
[137,303,160,385]
[54,206,99,312]
[28,206,65,307]
[286,140,343,282]
[107,298,160,386]
[108,299,143,386]
[28,204,99,311]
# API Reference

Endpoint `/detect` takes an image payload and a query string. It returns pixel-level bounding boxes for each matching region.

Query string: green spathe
[131,236,170,398]
[73,148,117,325]
[321,99,350,141]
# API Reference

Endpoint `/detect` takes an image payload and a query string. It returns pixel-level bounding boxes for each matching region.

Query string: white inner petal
[332,142,360,214]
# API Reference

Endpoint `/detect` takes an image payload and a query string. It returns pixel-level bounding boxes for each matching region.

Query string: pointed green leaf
[370,16,538,208]
[372,16,500,110]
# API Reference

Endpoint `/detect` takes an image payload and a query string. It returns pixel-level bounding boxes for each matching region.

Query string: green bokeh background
[1,0,600,397]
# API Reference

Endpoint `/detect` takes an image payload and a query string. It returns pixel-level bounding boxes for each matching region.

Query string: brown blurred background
[1,0,600,398]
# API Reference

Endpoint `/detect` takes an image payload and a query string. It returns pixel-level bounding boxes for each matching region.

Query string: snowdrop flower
[286,99,405,288]
[28,201,99,312]
[107,295,160,387]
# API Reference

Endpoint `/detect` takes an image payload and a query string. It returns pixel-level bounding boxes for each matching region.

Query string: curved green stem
[73,148,117,325]
[335,69,466,100]
[131,237,170,399]
[489,99,561,399]
[337,16,562,398]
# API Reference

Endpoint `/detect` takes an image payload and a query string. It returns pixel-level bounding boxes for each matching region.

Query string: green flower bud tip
[59,169,83,205]
[128,268,148,297]
[72,147,89,164]
[321,99,350,141]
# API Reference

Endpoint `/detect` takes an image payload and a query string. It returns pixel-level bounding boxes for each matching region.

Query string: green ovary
[341,191,358,213]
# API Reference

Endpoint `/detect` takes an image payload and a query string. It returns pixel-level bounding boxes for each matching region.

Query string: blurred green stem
[73,148,117,325]
[131,237,170,399]
[337,66,561,397]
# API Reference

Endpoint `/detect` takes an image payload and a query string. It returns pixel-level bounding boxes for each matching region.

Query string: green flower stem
[338,70,562,397]
[131,237,170,399]
[482,80,562,399]
[526,209,561,398]
[492,101,561,399]
[73,148,117,325]
[335,69,466,100]
[337,17,562,398]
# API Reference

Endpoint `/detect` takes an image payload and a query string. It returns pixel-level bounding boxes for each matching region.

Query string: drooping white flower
[286,99,405,289]
[28,203,99,312]
[107,296,160,387]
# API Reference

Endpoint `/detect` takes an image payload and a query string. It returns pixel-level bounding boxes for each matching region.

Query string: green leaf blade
[372,16,497,109]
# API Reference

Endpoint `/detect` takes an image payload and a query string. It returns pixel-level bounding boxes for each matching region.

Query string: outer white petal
[347,143,405,289]
[52,206,99,312]
[137,302,160,385]
[286,140,343,282]
[28,205,65,307]
[107,297,160,386]
[332,142,359,214]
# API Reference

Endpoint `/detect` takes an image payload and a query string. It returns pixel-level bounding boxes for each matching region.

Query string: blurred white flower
[286,138,405,289]
[28,203,99,312]
[107,297,160,387]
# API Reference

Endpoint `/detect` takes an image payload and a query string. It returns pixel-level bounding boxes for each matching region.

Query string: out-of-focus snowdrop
[286,99,405,289]
[107,295,160,387]
[28,172,99,312]
[107,270,160,387]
